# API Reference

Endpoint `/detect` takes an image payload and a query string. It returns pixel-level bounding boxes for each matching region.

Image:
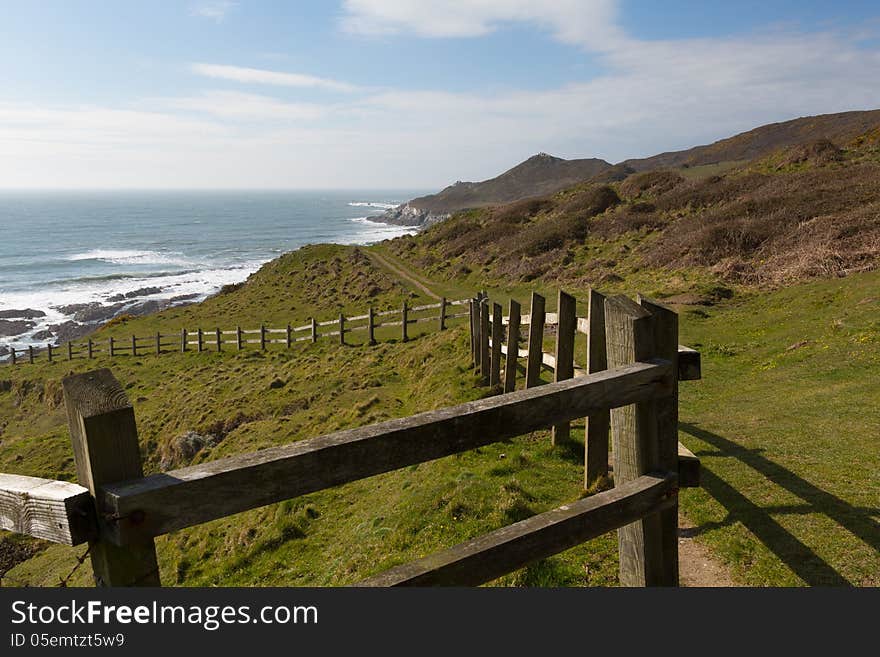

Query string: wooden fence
[0,291,701,587]
[467,288,701,489]
[3,298,471,365]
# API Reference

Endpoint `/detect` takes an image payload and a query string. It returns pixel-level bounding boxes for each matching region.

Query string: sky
[2,0,880,190]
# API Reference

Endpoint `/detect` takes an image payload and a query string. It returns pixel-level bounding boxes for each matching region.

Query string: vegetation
[2,117,879,588]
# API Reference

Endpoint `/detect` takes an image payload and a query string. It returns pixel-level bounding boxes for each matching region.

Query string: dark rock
[0,308,46,319]
[125,300,169,318]
[0,346,9,357]
[31,330,55,341]
[162,431,219,469]
[170,293,199,303]
[269,378,286,390]
[106,294,126,302]
[73,303,124,323]
[0,319,34,336]
[56,303,94,315]
[125,286,163,299]
[47,321,89,343]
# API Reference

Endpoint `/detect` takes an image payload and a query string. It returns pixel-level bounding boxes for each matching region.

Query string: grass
[1,233,878,587]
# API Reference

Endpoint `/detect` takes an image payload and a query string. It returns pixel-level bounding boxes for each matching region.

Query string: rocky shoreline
[366,203,450,228]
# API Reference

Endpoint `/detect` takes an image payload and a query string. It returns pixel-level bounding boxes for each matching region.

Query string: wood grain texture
[0,474,97,546]
[479,300,490,386]
[356,473,676,586]
[585,288,610,489]
[63,369,161,587]
[504,299,521,393]
[526,292,546,388]
[490,302,503,388]
[552,290,577,445]
[678,442,700,488]
[99,360,672,545]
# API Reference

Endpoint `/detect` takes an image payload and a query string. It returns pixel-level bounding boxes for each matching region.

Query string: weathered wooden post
[504,299,521,393]
[604,295,678,586]
[551,290,576,445]
[311,317,317,343]
[68,341,74,361]
[469,298,478,367]
[197,328,203,353]
[28,345,34,364]
[47,344,53,363]
[402,301,409,342]
[479,299,490,386]
[236,326,242,350]
[131,335,137,357]
[286,323,292,349]
[180,329,187,353]
[368,306,376,345]
[10,347,16,365]
[62,369,161,586]
[439,297,447,331]
[525,292,545,388]
[639,295,681,586]
[339,313,346,346]
[108,337,114,358]
[216,328,223,352]
[585,288,610,490]
[490,302,503,389]
[88,338,94,359]
[155,332,161,355]
[260,325,266,351]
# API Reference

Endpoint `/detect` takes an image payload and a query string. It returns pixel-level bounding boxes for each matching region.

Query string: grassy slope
[3,164,879,587]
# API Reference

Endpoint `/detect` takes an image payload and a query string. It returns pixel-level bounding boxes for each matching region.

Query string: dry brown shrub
[558,185,620,216]
[619,170,684,200]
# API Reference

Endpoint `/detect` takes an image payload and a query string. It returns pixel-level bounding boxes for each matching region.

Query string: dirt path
[678,514,740,587]
[367,250,441,300]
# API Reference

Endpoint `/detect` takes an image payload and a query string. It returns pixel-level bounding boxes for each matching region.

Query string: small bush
[559,185,620,217]
[619,170,684,199]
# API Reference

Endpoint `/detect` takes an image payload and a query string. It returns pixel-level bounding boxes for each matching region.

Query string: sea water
[0,190,419,350]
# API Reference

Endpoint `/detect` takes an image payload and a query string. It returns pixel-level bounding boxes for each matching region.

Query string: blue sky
[2,1,879,189]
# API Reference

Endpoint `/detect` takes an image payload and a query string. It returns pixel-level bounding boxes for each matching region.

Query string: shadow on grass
[680,422,880,586]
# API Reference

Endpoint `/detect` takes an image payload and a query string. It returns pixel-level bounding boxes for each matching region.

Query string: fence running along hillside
[467,288,701,488]
[0,291,702,587]
[3,297,471,365]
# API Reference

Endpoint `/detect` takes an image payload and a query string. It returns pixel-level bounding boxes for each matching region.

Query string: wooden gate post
[551,290,576,445]
[604,295,677,586]
[108,338,114,358]
[585,288,610,489]
[155,332,161,355]
[217,328,223,352]
[639,295,680,586]
[88,338,94,359]
[260,325,266,351]
[525,292,545,388]
[47,344,54,363]
[62,369,161,586]
[339,314,346,346]
[479,299,490,386]
[180,329,186,353]
[469,298,478,368]
[311,318,317,343]
[68,341,74,361]
[131,335,137,358]
[368,306,376,346]
[29,345,35,364]
[490,302,503,389]
[504,299,521,393]
[439,297,447,331]
[402,301,409,342]
[286,324,292,349]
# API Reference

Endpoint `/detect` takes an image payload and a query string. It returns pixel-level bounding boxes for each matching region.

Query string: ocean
[0,190,421,352]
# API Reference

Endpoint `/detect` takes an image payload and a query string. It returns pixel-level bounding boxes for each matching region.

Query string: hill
[374,153,611,226]
[386,128,880,294]
[623,109,880,171]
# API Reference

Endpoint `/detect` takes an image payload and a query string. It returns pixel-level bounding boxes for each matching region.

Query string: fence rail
[3,298,471,365]
[1,289,702,588]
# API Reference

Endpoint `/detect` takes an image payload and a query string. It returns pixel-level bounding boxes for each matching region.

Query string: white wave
[0,260,267,351]
[348,201,399,210]
[337,217,418,246]
[66,249,192,267]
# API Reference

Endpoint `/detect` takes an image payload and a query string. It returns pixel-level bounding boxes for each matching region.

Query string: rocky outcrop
[368,203,450,228]
[0,309,46,320]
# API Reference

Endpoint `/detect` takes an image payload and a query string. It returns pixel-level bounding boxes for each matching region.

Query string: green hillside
[2,135,879,588]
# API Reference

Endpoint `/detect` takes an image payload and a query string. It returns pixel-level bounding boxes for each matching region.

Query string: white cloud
[190,2,237,22]
[340,0,626,51]
[190,63,359,93]
[3,2,880,189]
[160,91,327,121]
